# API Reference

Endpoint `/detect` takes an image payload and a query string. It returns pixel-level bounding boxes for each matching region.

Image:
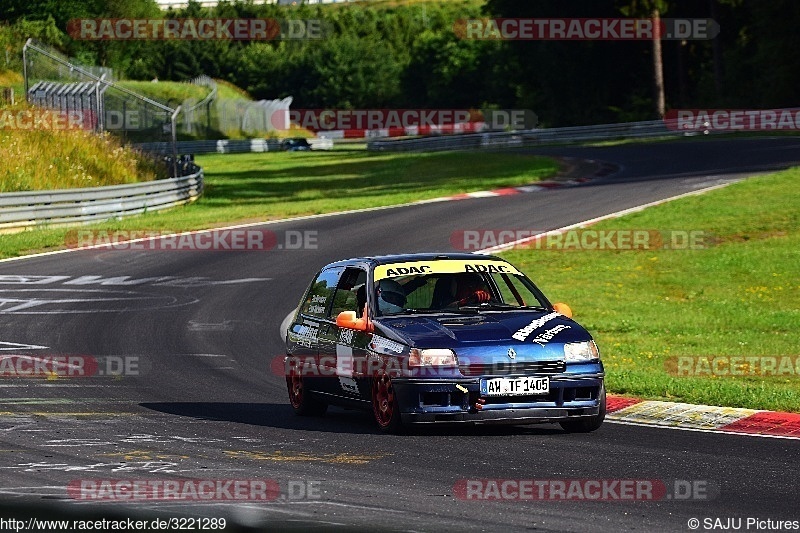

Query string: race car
[283,253,605,433]
[280,137,312,151]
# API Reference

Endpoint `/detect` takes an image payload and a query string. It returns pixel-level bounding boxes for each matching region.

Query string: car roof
[322,253,504,270]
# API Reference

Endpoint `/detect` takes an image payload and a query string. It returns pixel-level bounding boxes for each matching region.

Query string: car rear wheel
[559,385,606,433]
[371,373,403,434]
[286,372,327,416]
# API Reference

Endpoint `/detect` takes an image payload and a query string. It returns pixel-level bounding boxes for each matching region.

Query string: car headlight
[564,341,600,363]
[409,348,458,367]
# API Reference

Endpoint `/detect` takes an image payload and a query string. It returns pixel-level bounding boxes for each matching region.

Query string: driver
[377,279,407,315]
[450,274,492,307]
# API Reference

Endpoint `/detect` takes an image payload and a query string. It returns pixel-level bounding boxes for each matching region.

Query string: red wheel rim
[372,374,395,427]
[287,373,303,409]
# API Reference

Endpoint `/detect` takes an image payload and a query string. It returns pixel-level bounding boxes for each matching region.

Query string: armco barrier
[136,139,282,155]
[136,138,332,155]
[367,120,689,152]
[0,169,203,233]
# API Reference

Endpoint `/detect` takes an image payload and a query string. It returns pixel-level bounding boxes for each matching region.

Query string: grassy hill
[116,77,284,139]
[0,111,167,192]
[116,80,211,104]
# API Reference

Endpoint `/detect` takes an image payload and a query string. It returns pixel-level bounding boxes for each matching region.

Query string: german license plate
[480,376,549,396]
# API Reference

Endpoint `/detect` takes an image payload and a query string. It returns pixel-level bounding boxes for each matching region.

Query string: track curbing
[607,394,800,439]
[429,160,618,202]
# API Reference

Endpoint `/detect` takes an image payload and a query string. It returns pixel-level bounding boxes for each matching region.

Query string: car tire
[559,385,606,433]
[371,373,404,434]
[286,372,327,417]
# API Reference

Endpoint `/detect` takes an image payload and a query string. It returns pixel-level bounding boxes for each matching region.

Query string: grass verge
[0,150,559,257]
[500,168,800,412]
[0,115,166,192]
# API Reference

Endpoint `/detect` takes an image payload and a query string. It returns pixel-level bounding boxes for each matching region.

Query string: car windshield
[373,261,548,316]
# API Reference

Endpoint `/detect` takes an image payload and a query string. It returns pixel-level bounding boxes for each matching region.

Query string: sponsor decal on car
[339,328,354,345]
[369,335,405,354]
[532,325,571,346]
[338,376,359,394]
[294,324,318,348]
[374,260,521,281]
[512,312,560,342]
[305,294,328,314]
[336,343,354,377]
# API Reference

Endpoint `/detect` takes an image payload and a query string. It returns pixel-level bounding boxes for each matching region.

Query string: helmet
[377,279,407,315]
[454,274,486,300]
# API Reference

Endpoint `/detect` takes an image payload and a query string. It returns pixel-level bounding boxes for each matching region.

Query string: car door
[287,267,342,389]
[318,267,369,398]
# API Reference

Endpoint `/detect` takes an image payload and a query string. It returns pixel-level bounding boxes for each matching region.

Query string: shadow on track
[140,402,568,437]
[526,137,800,185]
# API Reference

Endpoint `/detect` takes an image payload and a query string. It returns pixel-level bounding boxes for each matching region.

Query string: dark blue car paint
[285,253,605,427]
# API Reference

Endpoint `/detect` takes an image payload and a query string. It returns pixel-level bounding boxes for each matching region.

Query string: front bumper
[394,375,604,425]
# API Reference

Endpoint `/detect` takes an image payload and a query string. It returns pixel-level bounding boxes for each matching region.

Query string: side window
[330,268,368,318]
[300,268,342,318]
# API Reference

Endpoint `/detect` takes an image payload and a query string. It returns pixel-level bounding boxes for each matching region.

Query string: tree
[618,0,670,119]
[484,0,652,125]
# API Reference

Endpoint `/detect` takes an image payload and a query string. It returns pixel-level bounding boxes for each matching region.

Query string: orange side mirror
[336,311,359,328]
[553,302,573,318]
[337,311,372,332]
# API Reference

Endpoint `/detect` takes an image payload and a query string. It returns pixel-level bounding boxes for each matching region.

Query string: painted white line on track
[475,180,738,254]
[0,197,474,265]
[0,341,49,350]
[0,160,622,264]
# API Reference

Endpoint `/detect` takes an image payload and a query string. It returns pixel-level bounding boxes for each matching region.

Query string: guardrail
[136,139,282,155]
[367,119,697,152]
[136,137,333,155]
[0,169,203,233]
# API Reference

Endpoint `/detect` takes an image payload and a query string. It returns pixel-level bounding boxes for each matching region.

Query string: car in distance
[283,253,605,433]
[280,137,312,151]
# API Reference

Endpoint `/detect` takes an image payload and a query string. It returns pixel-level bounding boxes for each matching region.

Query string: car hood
[373,310,590,355]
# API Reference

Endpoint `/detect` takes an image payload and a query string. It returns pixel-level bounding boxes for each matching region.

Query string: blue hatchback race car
[284,253,605,433]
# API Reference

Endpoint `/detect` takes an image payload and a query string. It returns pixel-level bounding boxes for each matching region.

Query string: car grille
[459,360,566,376]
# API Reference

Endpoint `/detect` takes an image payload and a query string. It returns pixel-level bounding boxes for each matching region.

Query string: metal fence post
[22,38,31,98]
[171,106,181,177]
[95,74,105,132]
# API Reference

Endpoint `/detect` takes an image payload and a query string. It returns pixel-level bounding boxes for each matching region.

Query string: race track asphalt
[0,137,798,532]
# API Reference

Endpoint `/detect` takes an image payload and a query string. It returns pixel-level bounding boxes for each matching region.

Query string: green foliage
[3,0,799,126]
[0,18,67,72]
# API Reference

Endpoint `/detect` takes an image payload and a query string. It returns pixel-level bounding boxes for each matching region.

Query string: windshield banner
[374,260,521,280]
